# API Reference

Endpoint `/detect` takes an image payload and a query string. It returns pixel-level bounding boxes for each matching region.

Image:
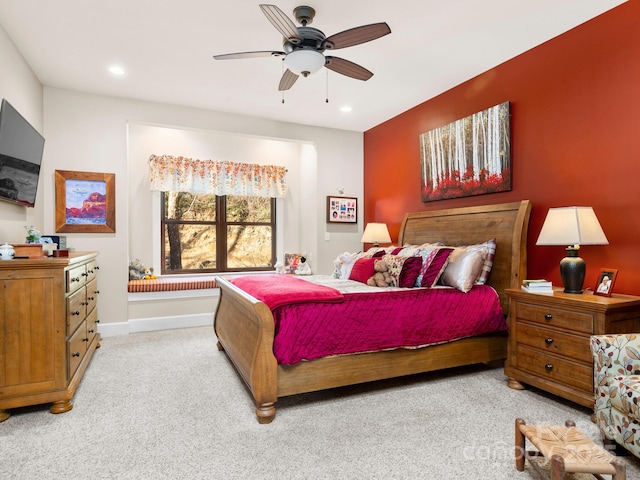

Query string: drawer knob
[89,329,94,334]
[72,277,80,283]
[545,338,554,345]
[544,314,553,321]
[83,337,89,342]
[545,363,553,372]
[72,352,80,357]
[71,310,80,316]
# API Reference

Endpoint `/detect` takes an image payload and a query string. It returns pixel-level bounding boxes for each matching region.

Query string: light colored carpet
[2,326,639,479]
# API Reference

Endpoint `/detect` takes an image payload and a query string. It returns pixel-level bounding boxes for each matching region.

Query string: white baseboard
[98,313,213,337]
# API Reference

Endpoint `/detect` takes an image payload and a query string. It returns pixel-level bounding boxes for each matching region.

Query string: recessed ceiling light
[108,66,126,76]
[340,106,352,113]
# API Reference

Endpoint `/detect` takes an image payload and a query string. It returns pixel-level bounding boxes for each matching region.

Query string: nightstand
[504,287,640,408]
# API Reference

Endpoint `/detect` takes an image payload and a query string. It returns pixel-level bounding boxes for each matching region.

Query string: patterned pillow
[420,247,454,287]
[475,238,497,284]
[381,254,422,288]
[349,257,377,284]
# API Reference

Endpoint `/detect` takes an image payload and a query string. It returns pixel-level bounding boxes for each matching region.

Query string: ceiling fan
[213,4,391,91]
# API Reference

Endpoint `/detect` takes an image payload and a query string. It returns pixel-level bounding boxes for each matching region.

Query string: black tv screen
[0,99,45,207]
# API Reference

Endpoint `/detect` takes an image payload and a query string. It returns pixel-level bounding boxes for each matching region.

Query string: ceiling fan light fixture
[284,49,325,77]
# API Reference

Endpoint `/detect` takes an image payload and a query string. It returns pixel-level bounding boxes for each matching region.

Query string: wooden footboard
[214,277,278,423]
[214,200,531,424]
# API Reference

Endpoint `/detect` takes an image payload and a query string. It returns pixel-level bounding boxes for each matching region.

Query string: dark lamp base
[560,247,585,294]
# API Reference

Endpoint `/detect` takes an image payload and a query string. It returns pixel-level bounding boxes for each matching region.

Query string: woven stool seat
[515,418,626,480]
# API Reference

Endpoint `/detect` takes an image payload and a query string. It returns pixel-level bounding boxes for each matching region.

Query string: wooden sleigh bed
[214,200,532,423]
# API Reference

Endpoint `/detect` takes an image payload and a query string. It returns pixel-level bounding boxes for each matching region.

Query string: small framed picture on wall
[594,268,618,297]
[326,196,357,223]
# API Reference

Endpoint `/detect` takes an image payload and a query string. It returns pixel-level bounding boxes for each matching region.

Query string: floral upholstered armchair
[591,334,640,457]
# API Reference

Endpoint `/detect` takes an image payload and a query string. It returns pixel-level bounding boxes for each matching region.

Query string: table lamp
[361,222,391,247]
[536,206,608,294]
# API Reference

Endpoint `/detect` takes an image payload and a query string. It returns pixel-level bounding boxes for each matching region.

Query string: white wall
[0,23,44,242]
[41,87,364,329]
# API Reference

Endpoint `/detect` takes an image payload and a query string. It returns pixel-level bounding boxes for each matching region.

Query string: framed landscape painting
[55,170,116,233]
[419,101,511,202]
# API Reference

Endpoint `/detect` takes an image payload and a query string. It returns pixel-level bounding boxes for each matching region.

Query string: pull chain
[325,68,329,103]
[282,58,285,104]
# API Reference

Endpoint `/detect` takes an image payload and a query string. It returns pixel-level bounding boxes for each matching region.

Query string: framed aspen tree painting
[419,101,511,202]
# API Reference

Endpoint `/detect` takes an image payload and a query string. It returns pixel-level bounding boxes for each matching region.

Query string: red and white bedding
[230,274,507,365]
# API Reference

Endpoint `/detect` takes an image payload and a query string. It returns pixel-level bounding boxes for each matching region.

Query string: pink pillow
[349,257,377,284]
[420,248,454,287]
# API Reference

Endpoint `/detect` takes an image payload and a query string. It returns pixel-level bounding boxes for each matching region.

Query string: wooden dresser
[0,252,100,422]
[504,287,640,408]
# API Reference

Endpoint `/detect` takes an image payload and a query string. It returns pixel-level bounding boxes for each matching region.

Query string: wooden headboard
[398,200,532,313]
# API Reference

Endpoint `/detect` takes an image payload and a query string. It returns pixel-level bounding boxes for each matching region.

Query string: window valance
[148,154,287,198]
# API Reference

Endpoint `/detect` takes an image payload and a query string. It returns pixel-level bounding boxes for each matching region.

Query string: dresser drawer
[515,302,594,333]
[86,307,99,343]
[515,323,592,363]
[86,278,98,315]
[66,265,87,294]
[515,345,592,392]
[67,287,87,335]
[86,259,98,284]
[68,322,88,378]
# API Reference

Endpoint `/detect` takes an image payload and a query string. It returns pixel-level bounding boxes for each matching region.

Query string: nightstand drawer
[515,323,592,363]
[515,302,594,333]
[515,345,592,392]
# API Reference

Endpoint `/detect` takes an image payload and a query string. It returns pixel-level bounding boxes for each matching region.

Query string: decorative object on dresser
[0,252,100,422]
[360,222,391,247]
[521,279,553,293]
[536,206,609,294]
[214,200,532,423]
[594,268,618,297]
[504,287,640,408]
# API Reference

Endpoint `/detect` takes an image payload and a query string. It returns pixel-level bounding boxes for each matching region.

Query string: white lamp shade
[536,206,609,246]
[361,223,391,244]
[284,49,325,76]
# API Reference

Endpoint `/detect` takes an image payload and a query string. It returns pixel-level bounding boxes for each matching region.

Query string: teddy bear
[367,259,392,287]
[129,258,147,280]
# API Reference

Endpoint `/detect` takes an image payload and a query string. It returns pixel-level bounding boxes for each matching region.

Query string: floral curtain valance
[148,154,287,198]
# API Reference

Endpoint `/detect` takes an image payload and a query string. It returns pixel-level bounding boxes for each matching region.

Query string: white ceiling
[0,0,626,132]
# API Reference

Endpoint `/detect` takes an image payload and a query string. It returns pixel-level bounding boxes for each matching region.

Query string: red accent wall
[364,1,640,295]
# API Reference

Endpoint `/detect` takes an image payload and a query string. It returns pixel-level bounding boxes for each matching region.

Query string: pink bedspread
[231,274,344,310]
[271,285,507,365]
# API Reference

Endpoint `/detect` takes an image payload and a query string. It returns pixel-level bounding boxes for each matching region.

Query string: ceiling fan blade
[325,57,373,81]
[323,22,391,50]
[278,69,299,91]
[213,51,285,60]
[259,4,302,44]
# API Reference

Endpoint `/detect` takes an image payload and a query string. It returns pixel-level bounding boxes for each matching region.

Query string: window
[160,193,276,274]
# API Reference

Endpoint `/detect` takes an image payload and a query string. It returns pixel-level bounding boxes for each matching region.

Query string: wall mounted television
[0,98,45,207]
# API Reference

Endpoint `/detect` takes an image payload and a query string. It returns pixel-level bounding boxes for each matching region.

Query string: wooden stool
[515,418,626,480]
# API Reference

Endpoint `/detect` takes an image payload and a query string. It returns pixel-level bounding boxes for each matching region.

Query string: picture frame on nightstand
[594,268,618,297]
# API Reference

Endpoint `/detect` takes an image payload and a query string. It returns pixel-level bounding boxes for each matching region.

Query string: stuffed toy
[274,260,285,274]
[295,256,312,275]
[143,267,157,280]
[129,259,156,280]
[334,251,359,279]
[367,259,392,287]
[129,258,146,280]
